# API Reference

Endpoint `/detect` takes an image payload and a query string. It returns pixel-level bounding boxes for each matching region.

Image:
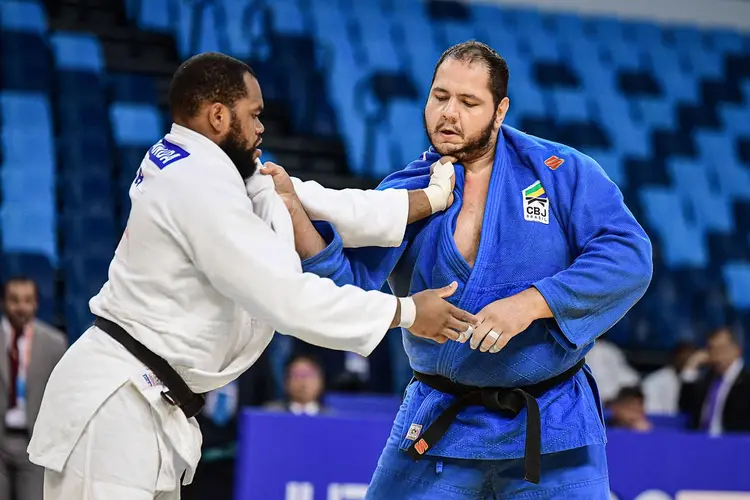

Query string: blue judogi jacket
[303,125,653,460]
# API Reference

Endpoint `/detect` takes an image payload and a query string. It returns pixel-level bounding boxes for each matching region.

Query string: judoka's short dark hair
[2,276,38,301]
[169,52,256,120]
[432,41,509,108]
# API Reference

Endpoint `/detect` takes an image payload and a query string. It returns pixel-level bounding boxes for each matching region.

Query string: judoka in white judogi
[28,122,459,499]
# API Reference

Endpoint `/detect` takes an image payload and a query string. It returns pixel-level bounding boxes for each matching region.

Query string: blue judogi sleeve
[532,151,653,352]
[302,153,435,290]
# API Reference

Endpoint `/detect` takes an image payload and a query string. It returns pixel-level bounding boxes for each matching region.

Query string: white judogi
[28,124,411,499]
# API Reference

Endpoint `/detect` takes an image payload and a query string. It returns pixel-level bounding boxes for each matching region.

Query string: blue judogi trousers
[365,417,610,499]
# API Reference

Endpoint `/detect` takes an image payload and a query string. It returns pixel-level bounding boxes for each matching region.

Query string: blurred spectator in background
[587,338,641,404]
[182,349,275,500]
[0,278,67,500]
[606,386,653,432]
[290,331,398,394]
[679,327,750,435]
[265,355,327,416]
[642,341,696,415]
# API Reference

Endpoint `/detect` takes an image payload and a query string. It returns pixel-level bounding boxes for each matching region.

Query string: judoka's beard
[219,119,258,180]
[425,114,496,164]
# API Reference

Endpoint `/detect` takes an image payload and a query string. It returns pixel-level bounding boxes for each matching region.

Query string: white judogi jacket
[28,124,409,490]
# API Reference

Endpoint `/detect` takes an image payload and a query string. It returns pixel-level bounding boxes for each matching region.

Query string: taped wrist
[423,161,454,213]
[398,297,416,329]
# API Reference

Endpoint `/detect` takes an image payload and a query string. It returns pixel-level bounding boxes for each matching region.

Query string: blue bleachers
[50,32,104,73]
[0,0,46,33]
[0,91,57,262]
[110,102,162,147]
[0,0,748,346]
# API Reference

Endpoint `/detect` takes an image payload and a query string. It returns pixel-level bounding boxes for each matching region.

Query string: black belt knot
[94,316,206,419]
[405,359,585,484]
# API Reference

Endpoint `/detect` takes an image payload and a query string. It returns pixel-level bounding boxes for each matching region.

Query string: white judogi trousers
[43,382,184,500]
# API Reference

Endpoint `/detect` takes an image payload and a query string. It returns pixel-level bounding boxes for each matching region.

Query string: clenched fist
[259,162,302,215]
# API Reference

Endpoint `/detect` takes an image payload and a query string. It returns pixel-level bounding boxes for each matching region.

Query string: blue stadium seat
[602,38,643,70]
[50,32,104,73]
[110,102,163,147]
[436,20,478,51]
[742,80,750,103]
[689,47,724,79]
[586,17,625,45]
[389,100,427,169]
[170,0,193,58]
[194,2,222,55]
[0,0,46,33]
[1,169,53,206]
[564,38,603,77]
[668,26,706,56]
[518,29,561,62]
[634,97,676,129]
[694,131,750,200]
[549,12,586,42]
[507,77,547,120]
[392,11,440,93]
[722,262,750,309]
[0,204,57,263]
[707,30,745,54]
[0,91,55,168]
[352,6,401,71]
[719,105,750,136]
[597,100,649,157]
[587,150,626,188]
[0,1,51,92]
[639,187,707,267]
[267,0,306,35]
[218,0,264,57]
[628,21,664,49]
[550,88,590,123]
[131,0,172,34]
[647,46,699,103]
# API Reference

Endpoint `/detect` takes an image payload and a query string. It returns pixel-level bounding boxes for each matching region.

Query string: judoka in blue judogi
[294,41,653,499]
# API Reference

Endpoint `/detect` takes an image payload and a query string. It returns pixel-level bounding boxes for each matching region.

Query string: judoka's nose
[440,99,460,123]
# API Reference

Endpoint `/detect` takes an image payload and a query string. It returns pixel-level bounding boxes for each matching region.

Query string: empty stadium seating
[0,0,748,356]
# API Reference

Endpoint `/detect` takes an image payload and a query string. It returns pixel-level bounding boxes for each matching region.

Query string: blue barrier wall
[235,410,750,500]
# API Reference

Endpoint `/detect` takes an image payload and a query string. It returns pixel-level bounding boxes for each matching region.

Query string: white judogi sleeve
[292,178,408,248]
[172,173,396,357]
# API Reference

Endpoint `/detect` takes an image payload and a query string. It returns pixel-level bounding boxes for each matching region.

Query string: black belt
[94,316,206,418]
[4,427,28,437]
[406,358,586,484]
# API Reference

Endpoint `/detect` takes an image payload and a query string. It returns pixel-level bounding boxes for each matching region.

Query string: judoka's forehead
[238,72,263,110]
[431,58,492,102]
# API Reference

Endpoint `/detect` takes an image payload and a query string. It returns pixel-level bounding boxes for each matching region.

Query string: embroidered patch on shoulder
[148,139,190,170]
[544,155,564,170]
[406,423,422,441]
[522,181,549,225]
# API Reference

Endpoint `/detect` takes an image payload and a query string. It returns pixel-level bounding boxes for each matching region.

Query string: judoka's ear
[207,102,232,136]
[494,97,510,128]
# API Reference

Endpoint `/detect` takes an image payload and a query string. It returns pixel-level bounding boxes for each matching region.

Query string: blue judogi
[303,125,652,498]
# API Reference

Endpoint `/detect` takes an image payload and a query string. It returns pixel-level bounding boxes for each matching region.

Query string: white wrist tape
[398,297,416,329]
[423,161,455,213]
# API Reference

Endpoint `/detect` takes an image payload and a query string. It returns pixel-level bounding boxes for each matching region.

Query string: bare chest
[453,176,490,268]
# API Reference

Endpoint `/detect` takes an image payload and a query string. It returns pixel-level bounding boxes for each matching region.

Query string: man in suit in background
[0,277,67,500]
[680,327,750,435]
